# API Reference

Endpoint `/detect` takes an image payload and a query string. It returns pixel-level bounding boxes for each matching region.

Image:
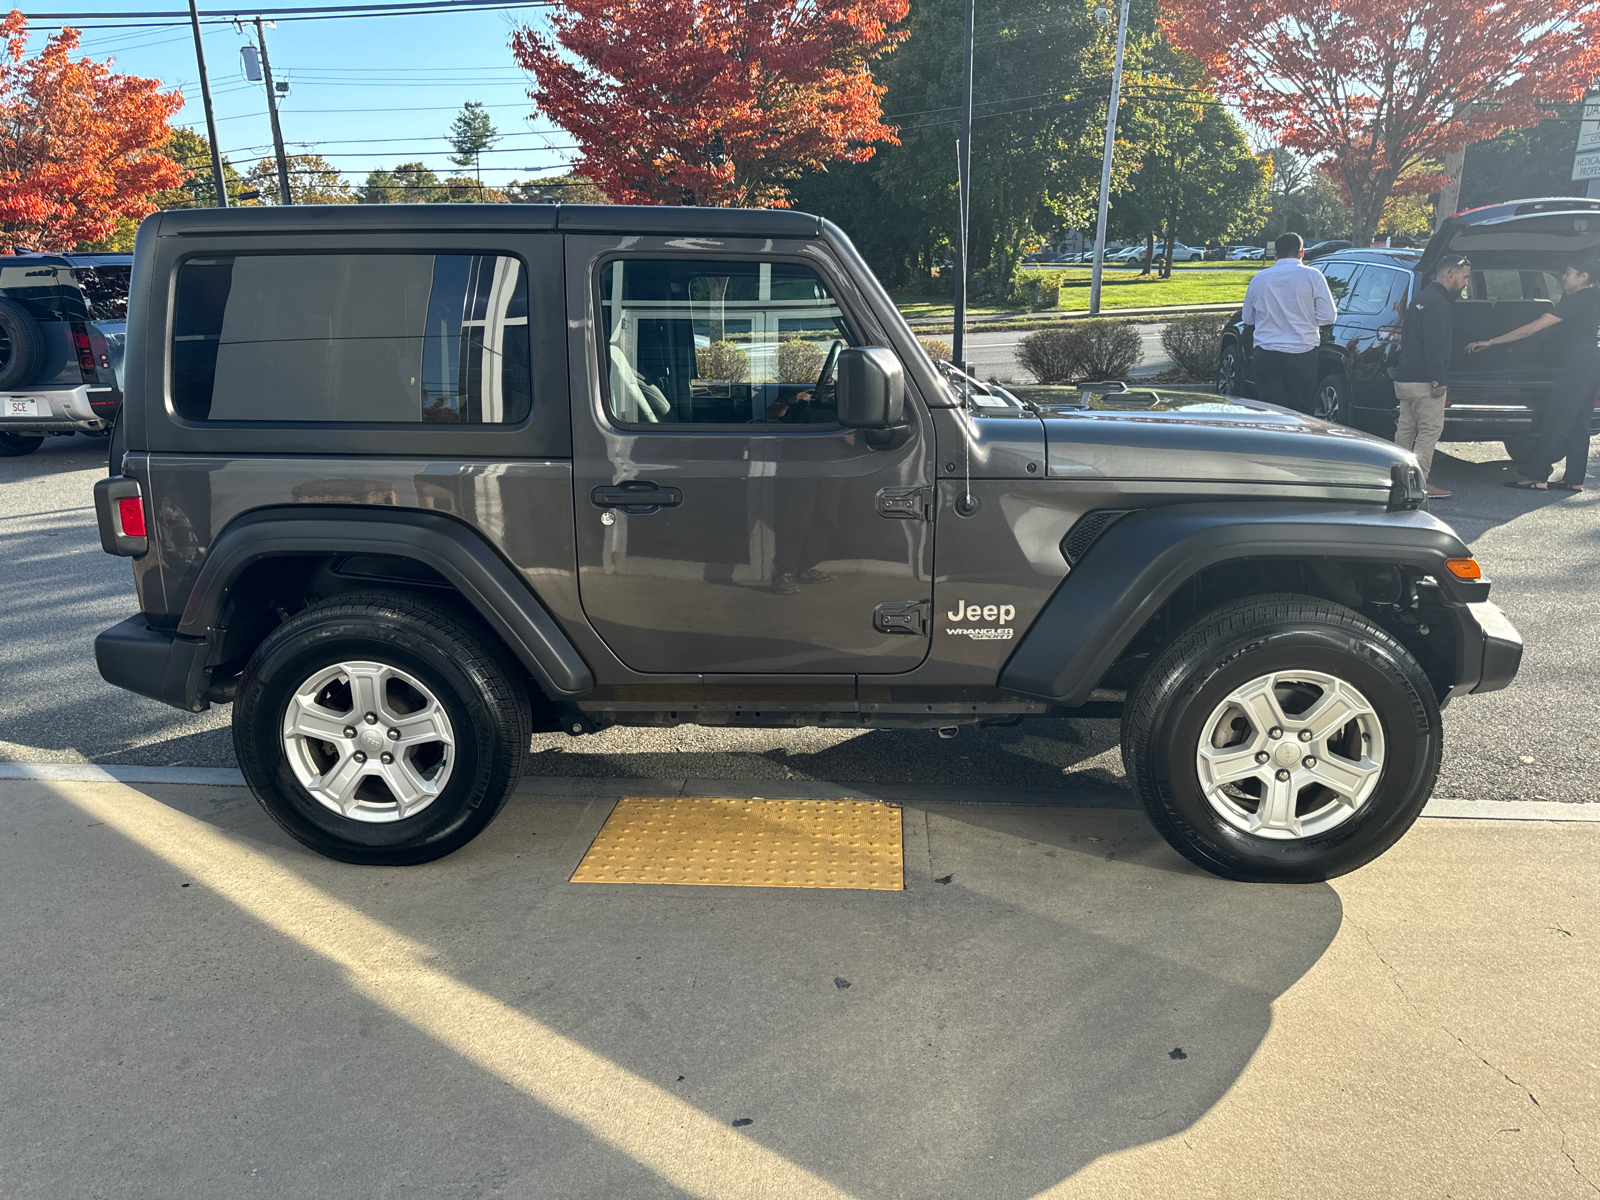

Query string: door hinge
[873,600,930,636]
[876,485,933,521]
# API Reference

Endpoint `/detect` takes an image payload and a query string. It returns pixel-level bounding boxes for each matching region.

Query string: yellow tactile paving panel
[570,796,904,890]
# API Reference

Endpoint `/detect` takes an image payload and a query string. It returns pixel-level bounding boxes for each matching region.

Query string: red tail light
[71,321,96,374]
[117,497,146,538]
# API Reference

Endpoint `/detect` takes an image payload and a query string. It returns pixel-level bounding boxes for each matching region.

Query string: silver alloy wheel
[280,660,455,824]
[1195,669,1385,840]
[1218,345,1238,394]
[1314,381,1341,422]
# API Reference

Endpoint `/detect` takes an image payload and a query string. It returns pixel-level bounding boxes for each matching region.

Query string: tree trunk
[1140,231,1155,277]
[1161,202,1178,280]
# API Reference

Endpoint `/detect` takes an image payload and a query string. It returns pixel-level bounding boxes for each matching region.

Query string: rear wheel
[234,590,532,865]
[0,432,43,456]
[1122,594,1441,883]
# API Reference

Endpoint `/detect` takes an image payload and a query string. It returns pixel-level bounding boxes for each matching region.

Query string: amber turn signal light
[1445,557,1482,580]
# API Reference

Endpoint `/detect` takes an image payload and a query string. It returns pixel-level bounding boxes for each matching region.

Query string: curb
[4,763,1596,823]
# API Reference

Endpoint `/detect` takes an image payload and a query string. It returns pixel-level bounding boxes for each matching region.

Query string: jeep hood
[1016,386,1408,490]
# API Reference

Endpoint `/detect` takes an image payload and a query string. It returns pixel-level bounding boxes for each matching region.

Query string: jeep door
[565,235,934,675]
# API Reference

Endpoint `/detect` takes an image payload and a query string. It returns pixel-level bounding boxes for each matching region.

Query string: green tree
[246,154,354,205]
[447,101,499,187]
[359,161,443,203]
[1459,105,1587,210]
[153,127,250,208]
[503,174,611,204]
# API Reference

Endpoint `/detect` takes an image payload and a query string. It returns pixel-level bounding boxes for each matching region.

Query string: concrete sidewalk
[2,775,1595,1198]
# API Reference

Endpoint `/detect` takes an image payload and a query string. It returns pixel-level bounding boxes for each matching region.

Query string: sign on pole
[1571,92,1600,181]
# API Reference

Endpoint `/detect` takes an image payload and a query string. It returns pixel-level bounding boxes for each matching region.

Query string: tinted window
[170,253,532,424]
[1473,268,1561,302]
[598,258,854,427]
[1340,265,1408,318]
[1317,260,1359,310]
[76,265,130,321]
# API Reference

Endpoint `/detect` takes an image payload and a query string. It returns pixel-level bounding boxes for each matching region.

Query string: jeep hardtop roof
[149,202,826,240]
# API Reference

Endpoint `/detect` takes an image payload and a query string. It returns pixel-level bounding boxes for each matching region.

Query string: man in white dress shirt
[1239,232,1338,415]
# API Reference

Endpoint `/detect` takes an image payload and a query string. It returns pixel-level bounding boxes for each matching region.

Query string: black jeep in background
[0,250,131,456]
[1217,198,1600,459]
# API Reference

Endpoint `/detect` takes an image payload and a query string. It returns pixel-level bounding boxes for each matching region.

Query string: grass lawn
[891,264,1263,321]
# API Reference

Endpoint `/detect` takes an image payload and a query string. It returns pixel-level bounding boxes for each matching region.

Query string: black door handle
[590,481,683,514]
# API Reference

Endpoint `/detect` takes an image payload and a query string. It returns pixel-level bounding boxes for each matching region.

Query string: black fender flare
[998,502,1486,706]
[177,506,594,697]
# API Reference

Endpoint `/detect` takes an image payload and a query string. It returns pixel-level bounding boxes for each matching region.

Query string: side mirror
[835,347,905,429]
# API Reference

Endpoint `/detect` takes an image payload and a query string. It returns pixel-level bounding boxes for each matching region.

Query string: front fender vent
[1061,509,1130,568]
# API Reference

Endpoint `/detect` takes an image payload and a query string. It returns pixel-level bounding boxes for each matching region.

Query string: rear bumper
[0,384,117,434]
[95,615,211,713]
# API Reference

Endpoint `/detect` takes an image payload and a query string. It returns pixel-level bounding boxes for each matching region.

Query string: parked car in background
[0,250,130,456]
[1204,246,1231,260]
[1216,198,1600,456]
[1304,239,1353,261]
[1228,246,1266,260]
[1166,243,1206,262]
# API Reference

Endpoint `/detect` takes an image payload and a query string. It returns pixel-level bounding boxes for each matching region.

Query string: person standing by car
[1392,255,1472,499]
[1240,233,1337,414]
[1468,253,1600,493]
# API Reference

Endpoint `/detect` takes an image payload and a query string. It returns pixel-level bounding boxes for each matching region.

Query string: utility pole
[952,0,975,371]
[255,18,293,205]
[1088,0,1130,315]
[187,0,228,208]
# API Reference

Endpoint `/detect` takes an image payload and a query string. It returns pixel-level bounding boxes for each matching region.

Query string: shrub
[1012,270,1061,310]
[919,337,953,362]
[777,339,824,383]
[1017,319,1143,384]
[695,340,748,382]
[1159,312,1230,381]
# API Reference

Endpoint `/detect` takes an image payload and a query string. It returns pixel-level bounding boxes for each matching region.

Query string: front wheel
[1122,594,1441,883]
[1217,340,1243,395]
[234,590,532,865]
[1313,374,1351,425]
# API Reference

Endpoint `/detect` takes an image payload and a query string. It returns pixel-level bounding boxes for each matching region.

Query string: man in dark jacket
[1393,255,1472,497]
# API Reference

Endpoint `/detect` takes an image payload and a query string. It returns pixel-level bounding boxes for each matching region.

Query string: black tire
[0,297,43,390]
[0,431,43,456]
[1313,373,1351,425]
[1122,593,1441,883]
[1217,339,1243,395]
[1502,436,1538,463]
[233,590,532,865]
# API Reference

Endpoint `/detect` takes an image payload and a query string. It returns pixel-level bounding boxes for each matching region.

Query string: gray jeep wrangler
[92,205,1521,882]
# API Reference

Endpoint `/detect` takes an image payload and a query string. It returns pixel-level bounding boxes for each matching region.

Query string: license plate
[4,397,38,417]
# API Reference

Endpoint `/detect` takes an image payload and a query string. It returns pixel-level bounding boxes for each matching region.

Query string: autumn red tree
[0,11,185,250]
[511,0,908,208]
[1161,0,1600,246]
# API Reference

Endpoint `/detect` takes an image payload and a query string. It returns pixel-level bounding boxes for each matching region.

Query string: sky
[21,1,578,190]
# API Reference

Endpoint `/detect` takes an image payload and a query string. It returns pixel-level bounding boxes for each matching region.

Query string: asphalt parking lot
[2,431,1595,806]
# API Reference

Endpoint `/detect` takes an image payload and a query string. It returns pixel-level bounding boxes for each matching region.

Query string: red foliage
[0,11,185,250]
[512,0,908,208]
[1161,0,1600,243]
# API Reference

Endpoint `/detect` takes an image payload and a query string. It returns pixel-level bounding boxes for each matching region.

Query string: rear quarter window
[170,251,533,425]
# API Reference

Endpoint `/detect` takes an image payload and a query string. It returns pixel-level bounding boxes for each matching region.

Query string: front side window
[171,252,532,424]
[1316,260,1359,311]
[598,258,854,427]
[1339,266,1405,317]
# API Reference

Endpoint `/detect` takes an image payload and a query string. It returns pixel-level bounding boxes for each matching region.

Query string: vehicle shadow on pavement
[1428,444,1597,544]
[524,719,1130,794]
[5,778,1342,1199]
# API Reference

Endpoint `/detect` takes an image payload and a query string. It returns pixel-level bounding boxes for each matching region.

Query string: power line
[22,1,547,18]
